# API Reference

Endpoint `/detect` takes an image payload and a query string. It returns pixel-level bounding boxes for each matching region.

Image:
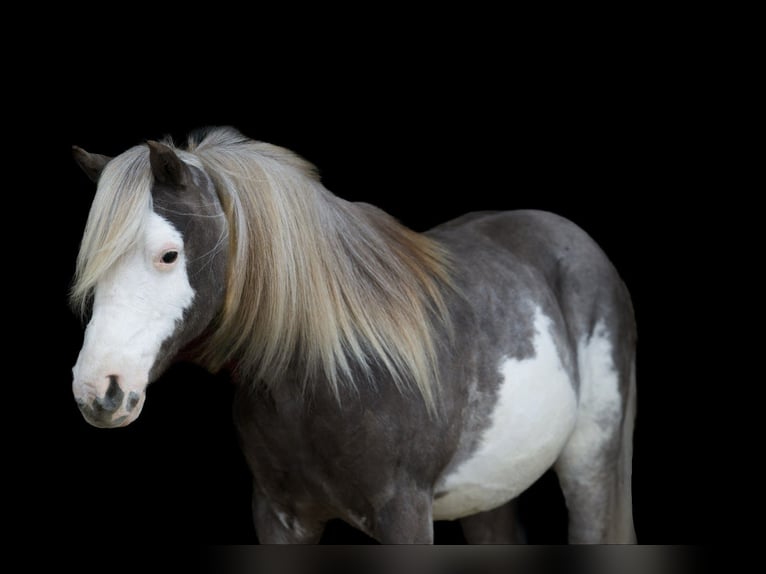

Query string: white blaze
[72,212,194,425]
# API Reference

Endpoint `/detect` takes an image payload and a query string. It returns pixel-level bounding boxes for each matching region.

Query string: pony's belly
[432,310,578,521]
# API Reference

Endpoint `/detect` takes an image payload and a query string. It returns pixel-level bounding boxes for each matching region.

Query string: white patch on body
[72,212,194,425]
[432,308,578,520]
[554,321,622,499]
[563,321,622,458]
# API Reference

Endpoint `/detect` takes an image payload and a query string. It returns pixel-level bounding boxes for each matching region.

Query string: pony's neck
[193,135,453,412]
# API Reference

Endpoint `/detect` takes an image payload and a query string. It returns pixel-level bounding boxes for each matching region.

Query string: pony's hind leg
[460,500,526,544]
[555,353,637,543]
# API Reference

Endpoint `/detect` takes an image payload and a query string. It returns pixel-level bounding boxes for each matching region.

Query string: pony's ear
[147,140,190,188]
[72,146,112,183]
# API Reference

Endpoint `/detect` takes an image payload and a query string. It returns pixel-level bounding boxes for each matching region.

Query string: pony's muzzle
[74,374,144,428]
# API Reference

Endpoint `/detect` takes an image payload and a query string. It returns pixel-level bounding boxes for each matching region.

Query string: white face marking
[72,212,195,427]
[432,308,578,520]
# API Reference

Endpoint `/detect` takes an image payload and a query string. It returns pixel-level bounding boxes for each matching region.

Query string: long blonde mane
[72,127,454,412]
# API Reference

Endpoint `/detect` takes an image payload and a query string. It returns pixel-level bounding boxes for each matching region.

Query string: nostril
[126,392,141,412]
[97,375,124,412]
[75,397,86,408]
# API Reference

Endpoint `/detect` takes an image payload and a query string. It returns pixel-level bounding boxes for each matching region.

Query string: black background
[17,35,718,546]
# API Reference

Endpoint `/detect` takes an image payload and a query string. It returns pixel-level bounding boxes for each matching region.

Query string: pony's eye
[161,250,179,264]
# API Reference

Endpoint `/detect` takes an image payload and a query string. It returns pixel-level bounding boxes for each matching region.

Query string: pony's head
[70,140,227,428]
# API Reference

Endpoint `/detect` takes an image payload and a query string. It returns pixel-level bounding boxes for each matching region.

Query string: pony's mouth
[75,390,145,429]
[78,407,140,428]
[81,412,131,428]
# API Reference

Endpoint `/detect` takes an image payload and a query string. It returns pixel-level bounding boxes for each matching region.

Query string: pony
[70,127,637,543]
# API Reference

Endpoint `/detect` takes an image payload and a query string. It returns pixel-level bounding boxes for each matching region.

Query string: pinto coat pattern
[71,127,636,543]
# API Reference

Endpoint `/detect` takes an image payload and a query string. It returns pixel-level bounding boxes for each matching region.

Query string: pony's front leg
[252,489,324,544]
[373,490,434,544]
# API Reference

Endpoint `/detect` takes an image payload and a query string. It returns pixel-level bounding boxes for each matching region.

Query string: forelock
[70,145,154,316]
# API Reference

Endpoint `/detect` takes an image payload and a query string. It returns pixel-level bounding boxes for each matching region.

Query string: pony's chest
[432,315,578,521]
